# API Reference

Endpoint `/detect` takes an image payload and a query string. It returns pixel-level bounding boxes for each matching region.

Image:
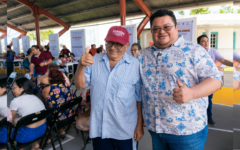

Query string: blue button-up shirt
[136,36,221,135]
[85,53,141,140]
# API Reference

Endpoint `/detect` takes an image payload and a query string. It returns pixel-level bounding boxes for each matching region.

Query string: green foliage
[190,8,211,15]
[219,5,233,13]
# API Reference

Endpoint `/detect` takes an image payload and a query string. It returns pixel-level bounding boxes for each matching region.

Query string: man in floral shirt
[136,9,222,150]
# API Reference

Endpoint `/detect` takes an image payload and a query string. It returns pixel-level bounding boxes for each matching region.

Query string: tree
[190,8,211,15]
[178,11,184,15]
[26,30,54,44]
[238,9,240,13]
[219,5,233,13]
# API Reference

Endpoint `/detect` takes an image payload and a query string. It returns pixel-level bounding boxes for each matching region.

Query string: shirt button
[157,116,159,118]
[156,82,158,83]
[157,71,159,73]
[155,105,158,107]
[158,59,160,61]
[105,101,107,103]
[107,89,109,91]
[155,93,157,95]
[104,112,106,114]
[104,122,106,124]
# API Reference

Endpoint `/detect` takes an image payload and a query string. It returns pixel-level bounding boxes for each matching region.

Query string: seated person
[62,54,69,63]
[0,77,12,145]
[52,57,56,64]
[20,53,25,59]
[57,55,66,72]
[96,47,104,54]
[10,78,46,150]
[42,68,74,137]
[70,53,78,63]
[37,63,70,92]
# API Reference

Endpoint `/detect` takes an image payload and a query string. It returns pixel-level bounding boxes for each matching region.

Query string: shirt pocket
[116,83,135,100]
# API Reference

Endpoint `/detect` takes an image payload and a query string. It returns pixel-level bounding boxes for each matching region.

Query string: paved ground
[4,72,237,150]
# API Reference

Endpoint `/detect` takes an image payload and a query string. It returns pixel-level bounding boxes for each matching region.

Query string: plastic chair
[7,72,18,95]
[11,109,54,150]
[41,97,82,150]
[0,117,12,150]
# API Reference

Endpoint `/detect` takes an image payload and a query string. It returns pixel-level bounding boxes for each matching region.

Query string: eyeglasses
[12,86,17,90]
[152,25,174,33]
[131,49,139,52]
[105,41,125,50]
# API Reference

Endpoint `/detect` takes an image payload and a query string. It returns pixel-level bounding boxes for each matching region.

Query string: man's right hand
[80,47,94,66]
[29,72,33,77]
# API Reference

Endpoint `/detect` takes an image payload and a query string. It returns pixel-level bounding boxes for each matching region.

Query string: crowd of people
[1,8,240,150]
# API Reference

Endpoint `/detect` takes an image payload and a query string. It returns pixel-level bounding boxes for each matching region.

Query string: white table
[0,59,6,70]
[14,59,23,72]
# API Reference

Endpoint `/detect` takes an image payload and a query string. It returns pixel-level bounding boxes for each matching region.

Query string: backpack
[22,58,30,70]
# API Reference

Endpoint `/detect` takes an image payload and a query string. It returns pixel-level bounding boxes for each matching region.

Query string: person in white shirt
[10,78,46,150]
[57,55,67,72]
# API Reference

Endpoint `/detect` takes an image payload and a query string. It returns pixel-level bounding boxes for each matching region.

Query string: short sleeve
[194,47,222,82]
[45,52,51,60]
[213,49,223,61]
[31,55,34,64]
[234,51,240,61]
[10,99,18,111]
[84,65,92,88]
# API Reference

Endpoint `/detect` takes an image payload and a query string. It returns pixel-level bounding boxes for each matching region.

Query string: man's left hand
[39,62,45,67]
[134,125,144,141]
[172,80,194,104]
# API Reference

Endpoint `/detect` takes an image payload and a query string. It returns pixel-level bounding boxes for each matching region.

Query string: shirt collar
[101,53,132,64]
[150,35,185,51]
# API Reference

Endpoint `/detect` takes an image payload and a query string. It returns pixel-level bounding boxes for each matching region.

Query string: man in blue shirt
[75,26,144,150]
[137,9,221,150]
[6,45,14,78]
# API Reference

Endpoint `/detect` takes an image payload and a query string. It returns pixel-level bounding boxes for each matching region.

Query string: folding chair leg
[49,129,56,150]
[81,131,86,150]
[7,142,11,150]
[55,123,63,150]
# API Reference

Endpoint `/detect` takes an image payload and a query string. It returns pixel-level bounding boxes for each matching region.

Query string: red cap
[104,26,129,45]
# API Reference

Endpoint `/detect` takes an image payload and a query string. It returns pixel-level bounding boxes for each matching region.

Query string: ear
[175,25,178,30]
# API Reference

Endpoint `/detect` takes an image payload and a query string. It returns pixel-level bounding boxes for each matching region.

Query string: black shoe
[208,118,216,126]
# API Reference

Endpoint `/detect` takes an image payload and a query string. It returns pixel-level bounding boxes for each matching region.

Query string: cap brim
[104,37,128,45]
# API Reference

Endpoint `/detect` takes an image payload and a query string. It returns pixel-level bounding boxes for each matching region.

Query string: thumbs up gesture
[172,80,193,104]
[80,47,94,66]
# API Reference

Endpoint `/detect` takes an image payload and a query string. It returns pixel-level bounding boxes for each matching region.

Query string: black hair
[31,45,40,50]
[27,48,32,55]
[150,9,177,28]
[15,78,46,107]
[64,53,69,57]
[70,53,75,57]
[0,78,7,95]
[97,47,103,53]
[197,35,208,44]
[59,55,64,58]
[44,45,50,52]
[7,45,11,49]
[52,57,55,60]
[131,43,142,50]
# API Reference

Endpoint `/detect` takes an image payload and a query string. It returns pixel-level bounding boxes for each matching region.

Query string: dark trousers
[207,94,213,118]
[7,62,14,79]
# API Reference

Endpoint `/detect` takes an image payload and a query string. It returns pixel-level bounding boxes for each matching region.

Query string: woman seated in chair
[42,68,74,138]
[37,63,70,92]
[0,77,12,147]
[10,78,46,150]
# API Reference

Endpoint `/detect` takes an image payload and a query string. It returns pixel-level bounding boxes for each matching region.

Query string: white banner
[4,36,7,52]
[177,17,197,43]
[70,29,86,57]
[122,24,137,56]
[12,38,20,55]
[49,33,59,57]
[22,36,30,54]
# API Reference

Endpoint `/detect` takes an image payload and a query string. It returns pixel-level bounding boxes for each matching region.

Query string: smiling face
[131,45,140,56]
[106,41,129,62]
[199,37,209,51]
[151,15,178,49]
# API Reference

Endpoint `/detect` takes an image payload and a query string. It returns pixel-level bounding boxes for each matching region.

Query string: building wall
[197,27,234,49]
[234,28,240,49]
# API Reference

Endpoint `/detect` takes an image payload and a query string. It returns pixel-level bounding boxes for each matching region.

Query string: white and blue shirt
[84,53,141,140]
[136,36,222,135]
